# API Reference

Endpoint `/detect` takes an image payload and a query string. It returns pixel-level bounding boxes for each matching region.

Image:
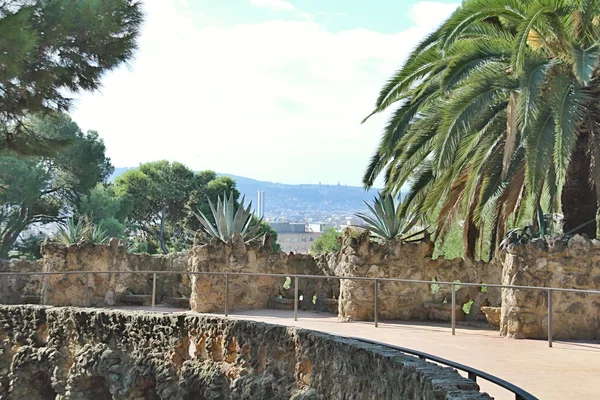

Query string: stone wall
[189,234,338,313]
[0,259,42,304]
[501,235,600,340]
[329,231,502,322]
[0,305,492,399]
[40,239,189,307]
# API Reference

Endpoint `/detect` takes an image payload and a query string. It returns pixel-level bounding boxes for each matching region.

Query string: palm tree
[363,0,600,258]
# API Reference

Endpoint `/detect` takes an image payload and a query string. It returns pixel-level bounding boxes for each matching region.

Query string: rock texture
[501,235,600,340]
[189,233,338,314]
[0,258,43,304]
[40,240,190,307]
[328,231,502,322]
[0,305,491,400]
[480,307,501,327]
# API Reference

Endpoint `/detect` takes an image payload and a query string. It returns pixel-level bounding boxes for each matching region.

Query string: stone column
[41,239,127,307]
[500,235,600,340]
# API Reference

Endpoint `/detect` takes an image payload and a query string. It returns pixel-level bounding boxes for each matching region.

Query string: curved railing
[351,336,537,400]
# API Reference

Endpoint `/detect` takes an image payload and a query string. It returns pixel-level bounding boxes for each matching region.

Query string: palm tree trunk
[562,131,597,237]
[463,220,479,260]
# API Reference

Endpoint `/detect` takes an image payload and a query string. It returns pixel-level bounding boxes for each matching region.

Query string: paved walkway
[121,307,600,400]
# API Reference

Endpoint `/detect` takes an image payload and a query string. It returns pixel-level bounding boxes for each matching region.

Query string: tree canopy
[0,0,142,156]
[0,113,112,258]
[310,228,341,255]
[114,162,244,254]
[363,0,600,259]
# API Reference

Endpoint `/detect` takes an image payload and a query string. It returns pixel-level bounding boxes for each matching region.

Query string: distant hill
[109,168,383,221]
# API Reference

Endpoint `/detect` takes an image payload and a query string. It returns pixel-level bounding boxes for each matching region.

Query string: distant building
[271,222,322,254]
[307,223,334,233]
[256,191,265,218]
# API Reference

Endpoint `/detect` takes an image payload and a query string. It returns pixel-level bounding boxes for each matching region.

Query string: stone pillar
[41,239,127,307]
[189,235,285,313]
[500,235,600,340]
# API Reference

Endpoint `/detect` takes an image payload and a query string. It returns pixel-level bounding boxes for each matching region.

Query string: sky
[70,0,460,187]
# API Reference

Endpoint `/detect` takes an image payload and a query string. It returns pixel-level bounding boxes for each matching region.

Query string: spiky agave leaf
[54,217,89,245]
[194,193,262,244]
[356,192,427,242]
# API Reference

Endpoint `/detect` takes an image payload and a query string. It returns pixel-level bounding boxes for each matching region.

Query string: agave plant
[89,224,109,244]
[54,217,89,245]
[194,193,263,243]
[356,193,427,242]
[54,217,109,245]
[500,205,595,250]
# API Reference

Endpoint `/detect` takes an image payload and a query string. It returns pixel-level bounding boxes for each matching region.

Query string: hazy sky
[71,0,459,186]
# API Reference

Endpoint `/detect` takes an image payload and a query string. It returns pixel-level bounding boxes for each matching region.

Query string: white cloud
[70,1,459,186]
[249,0,294,11]
[408,1,458,29]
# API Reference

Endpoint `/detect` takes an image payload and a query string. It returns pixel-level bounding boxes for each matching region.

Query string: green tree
[254,218,281,251]
[114,161,196,254]
[12,232,46,260]
[310,228,341,255]
[78,184,131,239]
[0,114,112,258]
[185,172,240,232]
[0,0,142,156]
[79,184,130,223]
[363,0,600,258]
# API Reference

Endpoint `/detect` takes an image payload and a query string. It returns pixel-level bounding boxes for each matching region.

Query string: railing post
[468,371,477,382]
[548,288,553,348]
[451,283,456,336]
[84,273,89,307]
[151,272,157,310]
[374,279,379,328]
[225,273,229,317]
[3,274,8,304]
[41,275,46,306]
[294,276,299,322]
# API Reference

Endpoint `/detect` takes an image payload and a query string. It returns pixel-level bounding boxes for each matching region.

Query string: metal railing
[351,336,536,400]
[3,269,599,400]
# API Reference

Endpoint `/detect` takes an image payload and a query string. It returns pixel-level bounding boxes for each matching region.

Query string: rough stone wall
[0,305,492,400]
[40,240,189,307]
[330,231,502,322]
[0,259,43,304]
[189,234,338,314]
[500,235,600,340]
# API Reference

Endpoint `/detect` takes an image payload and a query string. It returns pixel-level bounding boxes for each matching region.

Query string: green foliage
[195,193,262,244]
[114,160,197,254]
[362,0,600,258]
[97,217,125,240]
[430,278,440,295]
[12,232,46,260]
[283,277,292,290]
[310,228,342,255]
[500,204,595,249]
[0,114,111,258]
[255,218,281,251]
[462,299,474,314]
[186,172,240,231]
[79,184,131,223]
[54,217,108,245]
[0,0,142,156]
[113,163,242,254]
[356,193,426,242]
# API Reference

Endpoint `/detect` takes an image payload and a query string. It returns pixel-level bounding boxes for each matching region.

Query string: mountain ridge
[109,167,383,221]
